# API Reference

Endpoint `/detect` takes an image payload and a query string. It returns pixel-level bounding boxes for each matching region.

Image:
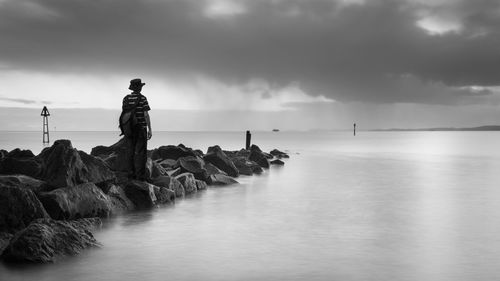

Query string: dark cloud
[1,0,500,105]
[0,97,51,105]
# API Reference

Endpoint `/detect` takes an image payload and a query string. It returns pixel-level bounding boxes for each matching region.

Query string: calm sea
[1,131,500,281]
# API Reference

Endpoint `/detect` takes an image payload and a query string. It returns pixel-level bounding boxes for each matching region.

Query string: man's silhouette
[122,78,152,181]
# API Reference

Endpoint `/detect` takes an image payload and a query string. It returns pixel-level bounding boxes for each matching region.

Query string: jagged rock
[102,184,135,213]
[158,159,178,170]
[0,232,13,256]
[175,173,197,195]
[2,218,101,263]
[6,149,35,159]
[0,156,42,179]
[270,159,285,165]
[270,149,290,159]
[38,183,112,220]
[205,162,228,176]
[0,149,7,159]
[207,174,239,186]
[203,145,239,177]
[91,138,129,172]
[249,145,270,169]
[166,167,183,177]
[153,185,175,204]
[78,151,116,186]
[123,181,157,209]
[231,156,263,176]
[153,176,184,198]
[0,175,49,193]
[151,145,196,161]
[177,156,208,181]
[195,180,208,191]
[0,185,49,232]
[147,159,167,179]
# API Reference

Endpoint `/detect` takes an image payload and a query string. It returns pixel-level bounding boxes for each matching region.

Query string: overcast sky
[1,0,500,131]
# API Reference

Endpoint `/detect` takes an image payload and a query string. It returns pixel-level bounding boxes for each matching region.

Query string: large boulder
[270,149,290,159]
[151,145,197,161]
[0,154,42,179]
[78,151,116,186]
[123,181,157,209]
[38,183,112,220]
[91,138,129,172]
[6,149,35,159]
[2,218,101,263]
[0,185,49,232]
[177,156,208,181]
[270,159,285,166]
[195,180,208,191]
[207,174,239,186]
[0,149,7,159]
[205,162,227,176]
[146,159,167,180]
[0,175,49,193]
[158,159,178,170]
[100,184,135,213]
[0,232,13,256]
[203,145,239,177]
[153,176,184,198]
[153,185,175,205]
[231,157,263,176]
[175,173,197,195]
[249,145,270,169]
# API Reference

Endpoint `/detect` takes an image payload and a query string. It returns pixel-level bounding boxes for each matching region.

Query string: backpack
[119,94,141,138]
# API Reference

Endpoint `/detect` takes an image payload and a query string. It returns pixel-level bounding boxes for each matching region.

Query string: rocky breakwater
[0,138,289,263]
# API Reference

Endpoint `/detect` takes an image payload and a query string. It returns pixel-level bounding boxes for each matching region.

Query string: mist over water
[1,131,500,281]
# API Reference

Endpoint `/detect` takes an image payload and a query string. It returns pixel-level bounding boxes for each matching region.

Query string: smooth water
[1,131,500,281]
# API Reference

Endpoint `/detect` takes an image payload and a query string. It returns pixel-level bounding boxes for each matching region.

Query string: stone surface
[203,145,239,177]
[204,162,227,176]
[91,138,129,172]
[270,159,285,165]
[158,159,178,170]
[0,149,7,159]
[153,185,175,204]
[0,175,49,193]
[151,145,197,161]
[195,180,208,191]
[0,156,42,179]
[123,181,157,209]
[78,151,116,186]
[231,156,263,176]
[249,146,270,169]
[0,232,13,256]
[270,149,290,159]
[104,184,135,213]
[2,218,101,263]
[153,176,185,198]
[207,174,239,186]
[6,149,36,159]
[0,185,49,232]
[177,156,208,181]
[175,173,197,195]
[38,183,112,220]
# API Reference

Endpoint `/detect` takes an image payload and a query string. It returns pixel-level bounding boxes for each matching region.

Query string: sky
[1,0,500,131]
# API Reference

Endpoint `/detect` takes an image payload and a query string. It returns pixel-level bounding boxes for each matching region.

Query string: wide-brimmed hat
[129,78,146,90]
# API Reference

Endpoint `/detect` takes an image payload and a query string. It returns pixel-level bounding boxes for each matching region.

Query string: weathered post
[246,130,251,150]
[41,106,50,144]
[353,123,356,136]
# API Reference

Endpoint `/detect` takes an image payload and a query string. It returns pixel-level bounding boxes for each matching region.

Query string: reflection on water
[2,132,500,281]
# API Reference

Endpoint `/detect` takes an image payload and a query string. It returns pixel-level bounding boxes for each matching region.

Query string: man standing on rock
[123,78,152,181]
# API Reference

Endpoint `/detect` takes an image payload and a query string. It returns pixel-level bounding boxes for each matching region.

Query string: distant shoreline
[372,125,500,131]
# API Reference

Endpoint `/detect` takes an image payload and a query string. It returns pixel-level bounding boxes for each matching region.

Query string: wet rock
[153,176,184,198]
[205,162,227,176]
[249,145,270,169]
[175,173,197,195]
[123,180,157,209]
[158,159,178,170]
[231,156,262,176]
[166,167,183,178]
[0,149,7,159]
[78,151,116,186]
[270,159,285,165]
[195,180,208,191]
[153,185,175,204]
[103,184,135,213]
[149,160,167,179]
[38,183,112,220]
[177,156,208,181]
[207,174,239,186]
[0,175,49,193]
[0,185,49,232]
[6,149,35,159]
[91,138,129,172]
[270,149,290,159]
[0,232,13,256]
[151,145,196,161]
[203,145,239,177]
[2,218,101,263]
[0,156,42,179]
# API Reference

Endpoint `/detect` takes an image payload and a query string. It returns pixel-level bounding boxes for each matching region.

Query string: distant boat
[272,129,280,132]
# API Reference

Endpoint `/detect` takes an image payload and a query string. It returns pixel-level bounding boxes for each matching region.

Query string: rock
[78,151,116,187]
[270,149,290,159]
[147,159,167,179]
[270,159,285,165]
[91,138,129,172]
[123,181,157,209]
[38,183,112,220]
[151,145,196,161]
[177,156,208,181]
[203,145,239,177]
[249,146,270,169]
[103,184,135,213]
[0,149,7,159]
[0,232,13,256]
[0,185,49,232]
[205,162,227,176]
[158,159,178,170]
[175,173,197,195]
[0,175,49,193]
[195,180,208,191]
[207,174,239,186]
[2,218,101,263]
[166,167,183,177]
[231,156,263,176]
[0,156,42,179]
[6,149,35,159]
[152,176,184,198]
[153,185,175,204]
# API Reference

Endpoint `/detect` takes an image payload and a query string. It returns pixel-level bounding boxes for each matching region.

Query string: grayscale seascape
[1,130,500,281]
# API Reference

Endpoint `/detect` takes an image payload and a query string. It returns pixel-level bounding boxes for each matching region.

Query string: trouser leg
[126,136,137,178]
[134,127,148,180]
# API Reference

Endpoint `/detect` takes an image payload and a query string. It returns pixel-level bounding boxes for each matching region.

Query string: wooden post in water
[353,123,356,136]
[41,106,50,144]
[246,130,251,150]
